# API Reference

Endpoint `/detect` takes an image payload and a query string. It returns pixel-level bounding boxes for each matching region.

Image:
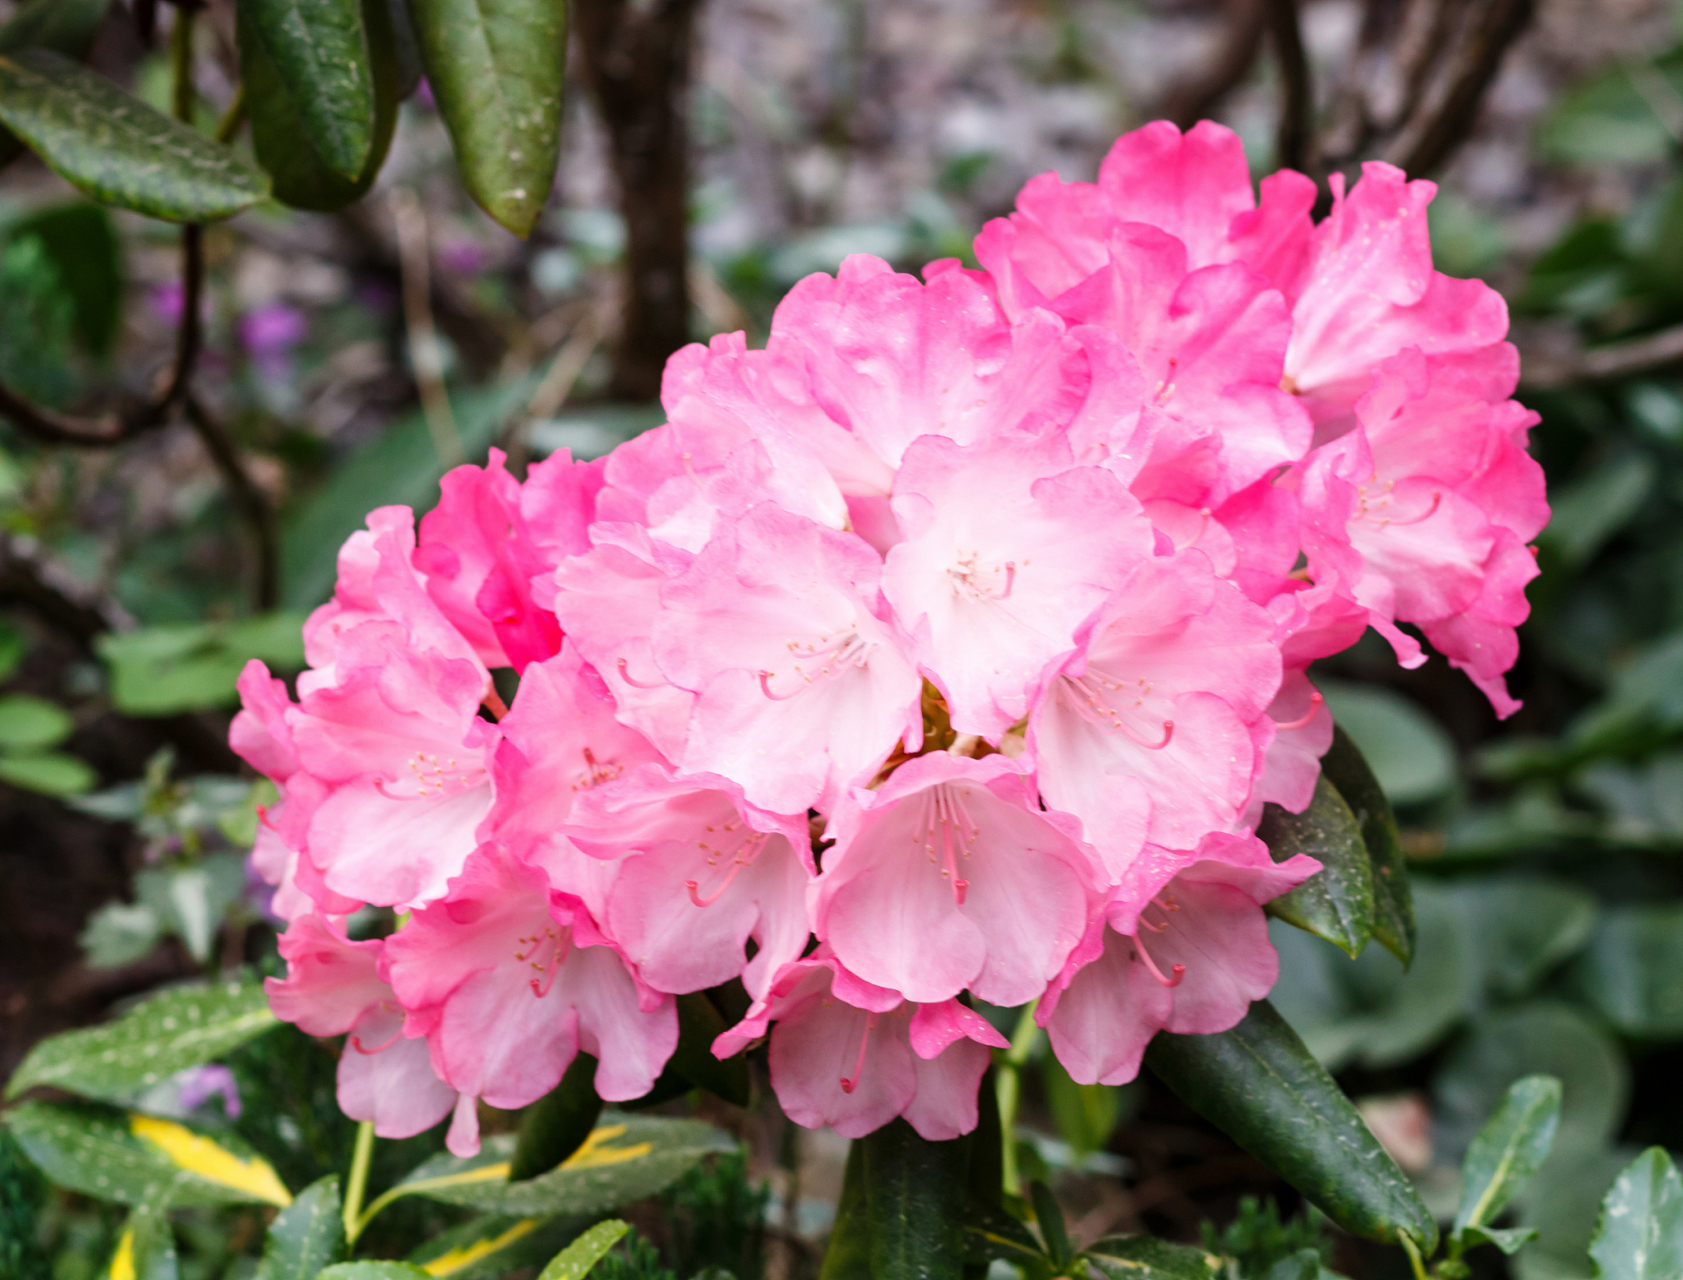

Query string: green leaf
[1259,774,1376,957]
[1589,1148,1683,1280]
[860,1118,967,1280]
[1259,1248,1322,1280]
[960,1200,1048,1271]
[4,1100,292,1207]
[408,0,565,235]
[0,0,109,172]
[6,975,277,1101]
[135,856,249,965]
[1029,1180,1073,1271]
[819,1139,869,1280]
[0,694,71,750]
[1434,1002,1627,1165]
[1461,876,1596,1001]
[1454,1075,1562,1236]
[108,1194,181,1280]
[0,750,95,796]
[536,1219,631,1280]
[1516,1148,1636,1280]
[1319,726,1414,964]
[0,51,270,221]
[239,0,375,178]
[510,1053,602,1182]
[393,1115,734,1216]
[1044,1053,1126,1160]
[7,201,123,355]
[1317,681,1457,807]
[1460,1224,1537,1255]
[238,0,398,211]
[79,901,164,970]
[96,613,306,717]
[1573,903,1683,1038]
[256,1176,344,1280]
[1142,1000,1437,1252]
[0,619,25,682]
[319,1266,432,1280]
[671,991,751,1107]
[1082,1236,1223,1280]
[408,1215,583,1279]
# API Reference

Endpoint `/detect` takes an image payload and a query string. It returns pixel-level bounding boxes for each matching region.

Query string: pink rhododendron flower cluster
[236,121,1546,1155]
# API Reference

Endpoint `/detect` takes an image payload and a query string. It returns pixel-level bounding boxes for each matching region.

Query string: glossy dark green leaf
[239,0,397,210]
[0,51,270,221]
[1454,1075,1562,1236]
[1573,904,1683,1038]
[256,1176,344,1280]
[1589,1148,1683,1280]
[6,975,276,1102]
[7,201,123,355]
[861,1119,968,1280]
[1082,1236,1223,1280]
[395,1115,733,1216]
[818,1139,869,1280]
[408,0,565,235]
[1259,775,1375,958]
[408,1215,582,1279]
[959,1201,1047,1272]
[0,0,109,171]
[535,1219,630,1280]
[1460,1224,1537,1256]
[4,1101,291,1208]
[671,991,751,1106]
[511,1053,601,1181]
[1319,726,1414,964]
[239,0,375,179]
[1143,1000,1436,1252]
[1028,1181,1072,1271]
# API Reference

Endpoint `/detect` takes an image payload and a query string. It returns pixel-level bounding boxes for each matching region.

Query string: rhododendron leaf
[0,52,270,221]
[238,0,399,211]
[406,0,565,235]
[819,1141,868,1280]
[670,992,751,1107]
[1454,1075,1561,1237]
[407,1214,584,1279]
[238,0,376,181]
[1083,1236,1224,1280]
[256,1175,344,1280]
[1320,727,1414,965]
[1028,1180,1073,1270]
[1143,1001,1437,1252]
[959,1201,1050,1275]
[6,976,275,1102]
[510,1053,602,1182]
[393,1117,733,1216]
[0,0,112,173]
[4,1101,292,1207]
[535,1219,631,1280]
[860,1118,968,1280]
[1258,776,1376,958]
[1588,1148,1683,1280]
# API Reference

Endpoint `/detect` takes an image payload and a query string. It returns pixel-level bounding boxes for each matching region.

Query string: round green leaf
[0,751,94,796]
[0,694,71,750]
[409,0,565,235]
[0,51,270,221]
[1572,903,1683,1038]
[1318,680,1456,806]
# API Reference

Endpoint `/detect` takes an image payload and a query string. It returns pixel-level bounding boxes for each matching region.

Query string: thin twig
[391,188,465,467]
[1159,0,1268,129]
[184,397,278,610]
[1520,322,1683,388]
[1265,0,1316,174]
[1390,0,1534,176]
[214,83,248,145]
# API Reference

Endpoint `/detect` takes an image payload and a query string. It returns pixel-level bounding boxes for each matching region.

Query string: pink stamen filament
[1069,675,1175,750]
[758,670,801,701]
[1273,691,1324,732]
[999,562,1017,599]
[483,688,509,721]
[528,930,570,998]
[1134,932,1184,988]
[349,1018,404,1055]
[616,657,667,690]
[1382,490,1442,528]
[839,1012,877,1094]
[687,831,770,907]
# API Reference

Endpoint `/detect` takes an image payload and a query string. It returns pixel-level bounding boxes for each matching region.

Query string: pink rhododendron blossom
[239,117,1546,1146]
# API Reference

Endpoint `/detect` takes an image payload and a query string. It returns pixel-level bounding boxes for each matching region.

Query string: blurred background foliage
[2,0,1683,1277]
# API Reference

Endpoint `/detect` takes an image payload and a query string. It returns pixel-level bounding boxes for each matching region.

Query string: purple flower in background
[438,239,486,276]
[415,77,435,108]
[149,281,184,325]
[175,1064,242,1118]
[240,303,308,381]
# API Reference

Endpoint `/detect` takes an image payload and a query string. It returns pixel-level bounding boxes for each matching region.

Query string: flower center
[571,746,625,791]
[686,825,774,907]
[758,629,869,701]
[1062,672,1175,750]
[914,783,979,906]
[1130,895,1185,988]
[514,925,570,997]
[385,752,488,799]
[1354,478,1442,529]
[946,551,1018,602]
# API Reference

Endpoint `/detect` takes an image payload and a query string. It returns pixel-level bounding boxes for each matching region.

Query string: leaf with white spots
[5,976,277,1102]
[1590,1147,1683,1280]
[4,1100,292,1208]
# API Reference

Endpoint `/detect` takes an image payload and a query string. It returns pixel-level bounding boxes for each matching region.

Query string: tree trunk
[573,0,701,402]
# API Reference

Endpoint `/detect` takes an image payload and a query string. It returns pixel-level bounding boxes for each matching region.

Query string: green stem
[341,1121,375,1245]
[1399,1232,1431,1280]
[997,1000,1040,1198]
[214,83,247,145]
[169,3,195,123]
